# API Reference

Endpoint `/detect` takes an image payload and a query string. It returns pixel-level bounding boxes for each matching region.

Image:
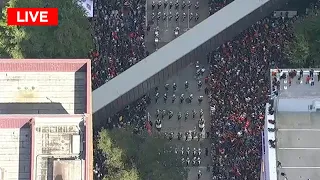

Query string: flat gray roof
[273,69,320,179]
[92,0,270,113]
[0,128,30,180]
[0,72,87,114]
[277,98,320,112]
[276,112,320,180]
[274,69,320,112]
[33,117,84,180]
[276,112,320,128]
[276,69,320,99]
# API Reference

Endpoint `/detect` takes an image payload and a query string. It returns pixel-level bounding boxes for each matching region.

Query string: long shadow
[18,123,31,180]
[74,65,87,166]
[98,128,187,180]
[74,65,87,114]
[0,103,68,114]
[283,0,317,12]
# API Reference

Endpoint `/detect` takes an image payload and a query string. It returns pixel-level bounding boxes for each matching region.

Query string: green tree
[97,128,188,180]
[0,0,93,59]
[285,33,310,67]
[286,8,320,67]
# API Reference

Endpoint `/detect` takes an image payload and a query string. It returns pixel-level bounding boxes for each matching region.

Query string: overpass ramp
[92,0,289,122]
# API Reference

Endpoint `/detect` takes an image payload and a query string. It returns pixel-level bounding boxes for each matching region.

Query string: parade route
[145,0,209,52]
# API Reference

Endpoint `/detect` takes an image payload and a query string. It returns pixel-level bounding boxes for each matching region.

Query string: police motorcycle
[187,0,192,8]
[152,1,156,10]
[151,12,156,20]
[189,12,193,20]
[198,118,205,132]
[168,11,173,20]
[169,1,173,9]
[174,27,180,37]
[182,12,186,21]
[164,0,168,8]
[157,12,161,21]
[154,27,160,47]
[157,0,162,9]
[163,12,167,21]
[195,1,199,9]
[155,119,162,131]
[182,1,186,9]
[175,0,179,9]
[195,13,199,21]
[175,12,179,21]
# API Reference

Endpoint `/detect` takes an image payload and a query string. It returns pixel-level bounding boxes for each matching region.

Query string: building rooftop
[277,69,320,99]
[276,112,320,180]
[0,117,31,180]
[0,71,87,114]
[271,69,320,180]
[0,59,92,180]
[32,116,85,180]
[53,159,83,180]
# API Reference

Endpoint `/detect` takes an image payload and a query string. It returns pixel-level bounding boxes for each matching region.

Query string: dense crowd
[207,3,320,178]
[209,0,234,15]
[92,0,319,179]
[90,0,237,91]
[206,14,296,180]
[91,0,147,90]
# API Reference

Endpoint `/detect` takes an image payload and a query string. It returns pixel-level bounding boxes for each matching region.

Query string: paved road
[145,0,210,52]
[147,62,210,137]
[146,61,212,180]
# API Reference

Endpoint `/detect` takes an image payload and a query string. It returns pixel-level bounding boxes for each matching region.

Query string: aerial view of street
[0,0,319,180]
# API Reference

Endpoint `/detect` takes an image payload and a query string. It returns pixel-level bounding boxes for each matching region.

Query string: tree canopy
[285,8,320,67]
[0,0,93,59]
[97,128,188,180]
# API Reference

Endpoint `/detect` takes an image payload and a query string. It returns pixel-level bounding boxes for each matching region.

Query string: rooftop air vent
[310,100,320,111]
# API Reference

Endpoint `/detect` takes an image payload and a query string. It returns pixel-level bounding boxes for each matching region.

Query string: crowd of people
[209,0,234,15]
[90,0,237,91]
[205,11,300,180]
[91,0,147,90]
[92,0,320,179]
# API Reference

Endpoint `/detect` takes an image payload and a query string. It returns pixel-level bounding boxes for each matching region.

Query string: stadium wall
[93,0,290,122]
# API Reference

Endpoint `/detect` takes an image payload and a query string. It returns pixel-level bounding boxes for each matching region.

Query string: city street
[146,61,212,180]
[145,0,210,52]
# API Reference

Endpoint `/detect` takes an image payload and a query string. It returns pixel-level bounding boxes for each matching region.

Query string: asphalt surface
[145,0,210,52]
[144,1,211,178]
[147,63,210,137]
[147,62,212,180]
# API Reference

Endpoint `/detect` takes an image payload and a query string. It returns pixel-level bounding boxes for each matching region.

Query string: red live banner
[7,8,59,26]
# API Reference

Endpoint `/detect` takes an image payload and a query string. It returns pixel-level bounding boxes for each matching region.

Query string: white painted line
[145,0,148,27]
[278,129,320,131]
[166,3,169,28]
[187,8,190,29]
[279,148,320,150]
[281,167,320,169]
